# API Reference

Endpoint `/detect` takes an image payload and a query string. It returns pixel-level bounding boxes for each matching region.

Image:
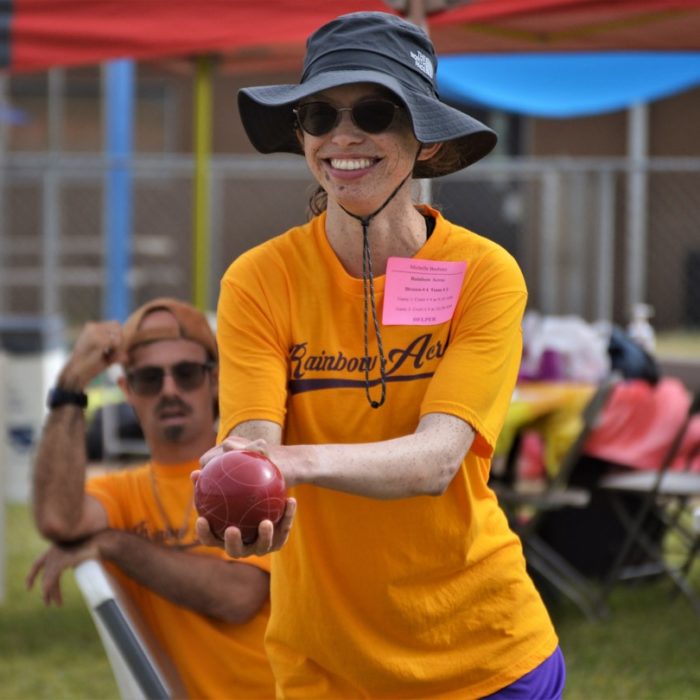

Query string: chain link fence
[1,153,699,336]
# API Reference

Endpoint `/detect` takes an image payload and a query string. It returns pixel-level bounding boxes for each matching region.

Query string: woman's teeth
[330,158,373,171]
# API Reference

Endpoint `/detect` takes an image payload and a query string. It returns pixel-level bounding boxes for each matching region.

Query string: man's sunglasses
[294,99,401,136]
[126,361,215,396]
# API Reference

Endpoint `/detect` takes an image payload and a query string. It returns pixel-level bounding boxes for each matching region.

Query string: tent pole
[406,0,432,205]
[0,75,5,603]
[103,59,134,322]
[0,75,7,315]
[43,68,64,318]
[193,55,213,311]
[625,102,649,320]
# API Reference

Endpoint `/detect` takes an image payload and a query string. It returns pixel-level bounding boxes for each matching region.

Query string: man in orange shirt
[28,298,275,699]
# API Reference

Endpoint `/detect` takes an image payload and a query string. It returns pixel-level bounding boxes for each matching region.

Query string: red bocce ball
[194,450,287,543]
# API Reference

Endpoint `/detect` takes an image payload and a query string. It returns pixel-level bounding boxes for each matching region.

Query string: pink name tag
[382,257,467,326]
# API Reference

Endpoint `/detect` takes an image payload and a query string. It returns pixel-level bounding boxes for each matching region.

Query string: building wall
[4,66,699,329]
[529,87,700,327]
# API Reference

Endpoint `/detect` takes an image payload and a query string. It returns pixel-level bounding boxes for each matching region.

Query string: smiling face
[298,83,438,217]
[119,310,218,460]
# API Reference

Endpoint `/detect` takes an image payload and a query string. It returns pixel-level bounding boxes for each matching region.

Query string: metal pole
[209,168,223,302]
[406,0,426,26]
[193,55,213,311]
[43,69,64,317]
[595,170,615,322]
[625,102,649,319]
[540,169,561,314]
[0,77,6,603]
[0,75,8,314]
[567,171,586,315]
[406,0,432,204]
[103,59,134,322]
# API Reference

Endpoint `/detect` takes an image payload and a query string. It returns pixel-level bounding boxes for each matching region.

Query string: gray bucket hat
[238,11,497,179]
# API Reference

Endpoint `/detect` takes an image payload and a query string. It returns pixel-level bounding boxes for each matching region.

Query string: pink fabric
[671,415,700,472]
[583,378,691,471]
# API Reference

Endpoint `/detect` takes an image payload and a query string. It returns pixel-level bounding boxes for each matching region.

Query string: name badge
[382,257,467,326]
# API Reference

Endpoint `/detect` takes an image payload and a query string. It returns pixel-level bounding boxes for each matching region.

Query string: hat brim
[238,69,496,178]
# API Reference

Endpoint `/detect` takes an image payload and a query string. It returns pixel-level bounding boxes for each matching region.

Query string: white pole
[596,170,615,322]
[540,169,561,314]
[0,351,6,604]
[626,103,649,318]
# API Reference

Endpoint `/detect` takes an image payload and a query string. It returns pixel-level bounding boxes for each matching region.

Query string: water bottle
[627,303,656,354]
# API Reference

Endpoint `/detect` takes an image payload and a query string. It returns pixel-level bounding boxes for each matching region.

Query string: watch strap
[47,387,89,409]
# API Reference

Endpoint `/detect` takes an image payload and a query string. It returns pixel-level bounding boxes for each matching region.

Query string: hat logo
[410,50,434,79]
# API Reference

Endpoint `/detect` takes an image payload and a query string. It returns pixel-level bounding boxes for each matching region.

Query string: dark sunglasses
[294,99,401,136]
[126,361,215,396]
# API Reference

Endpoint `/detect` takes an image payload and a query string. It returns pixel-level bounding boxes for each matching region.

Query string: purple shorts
[481,646,566,700]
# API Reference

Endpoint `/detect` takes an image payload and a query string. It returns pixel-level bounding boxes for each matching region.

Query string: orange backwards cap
[122,297,217,361]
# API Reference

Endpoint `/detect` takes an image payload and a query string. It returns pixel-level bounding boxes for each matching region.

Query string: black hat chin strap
[337,162,416,409]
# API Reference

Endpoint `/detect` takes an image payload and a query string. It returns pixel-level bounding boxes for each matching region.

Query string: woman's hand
[198,435,271,468]
[193,499,296,558]
[193,434,297,557]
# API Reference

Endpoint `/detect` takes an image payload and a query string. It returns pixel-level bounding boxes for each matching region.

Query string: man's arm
[33,406,109,540]
[32,321,124,541]
[28,532,269,623]
[98,530,269,623]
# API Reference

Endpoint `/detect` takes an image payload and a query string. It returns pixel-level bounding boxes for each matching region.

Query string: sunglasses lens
[127,362,210,395]
[353,101,397,133]
[296,100,398,136]
[171,362,207,391]
[128,367,164,395]
[297,102,338,136]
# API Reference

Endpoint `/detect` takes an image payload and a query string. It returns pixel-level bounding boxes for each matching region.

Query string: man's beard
[163,424,186,442]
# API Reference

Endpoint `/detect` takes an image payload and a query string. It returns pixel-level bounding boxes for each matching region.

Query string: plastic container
[627,303,656,355]
[0,315,66,502]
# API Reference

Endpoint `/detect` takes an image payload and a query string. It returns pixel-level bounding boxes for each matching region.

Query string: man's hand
[56,320,127,391]
[26,539,100,606]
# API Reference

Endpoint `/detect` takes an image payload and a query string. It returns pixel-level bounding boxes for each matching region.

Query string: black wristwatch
[47,387,89,410]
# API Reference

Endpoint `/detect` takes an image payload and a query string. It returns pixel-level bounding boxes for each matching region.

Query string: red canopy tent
[1,1,388,74]
[3,0,700,75]
[427,0,700,54]
[1,0,699,312]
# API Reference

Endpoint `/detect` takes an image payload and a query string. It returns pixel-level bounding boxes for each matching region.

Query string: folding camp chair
[74,559,185,700]
[492,373,620,620]
[594,390,700,616]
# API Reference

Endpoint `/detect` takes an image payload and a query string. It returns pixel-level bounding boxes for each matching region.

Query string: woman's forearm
[270,413,475,499]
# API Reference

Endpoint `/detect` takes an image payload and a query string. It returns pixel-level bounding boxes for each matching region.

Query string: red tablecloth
[583,377,692,471]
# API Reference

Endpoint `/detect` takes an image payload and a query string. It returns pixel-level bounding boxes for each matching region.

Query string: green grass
[656,330,700,359]
[1,503,700,699]
[0,503,118,700]
[551,583,700,699]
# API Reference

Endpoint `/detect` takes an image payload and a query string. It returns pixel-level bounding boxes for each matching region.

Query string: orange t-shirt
[87,459,275,699]
[217,207,558,698]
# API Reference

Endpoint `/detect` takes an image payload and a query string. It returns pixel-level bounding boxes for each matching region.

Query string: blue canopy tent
[438,51,700,117]
[436,49,700,319]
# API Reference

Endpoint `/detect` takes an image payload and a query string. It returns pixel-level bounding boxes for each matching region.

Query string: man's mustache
[155,397,191,416]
